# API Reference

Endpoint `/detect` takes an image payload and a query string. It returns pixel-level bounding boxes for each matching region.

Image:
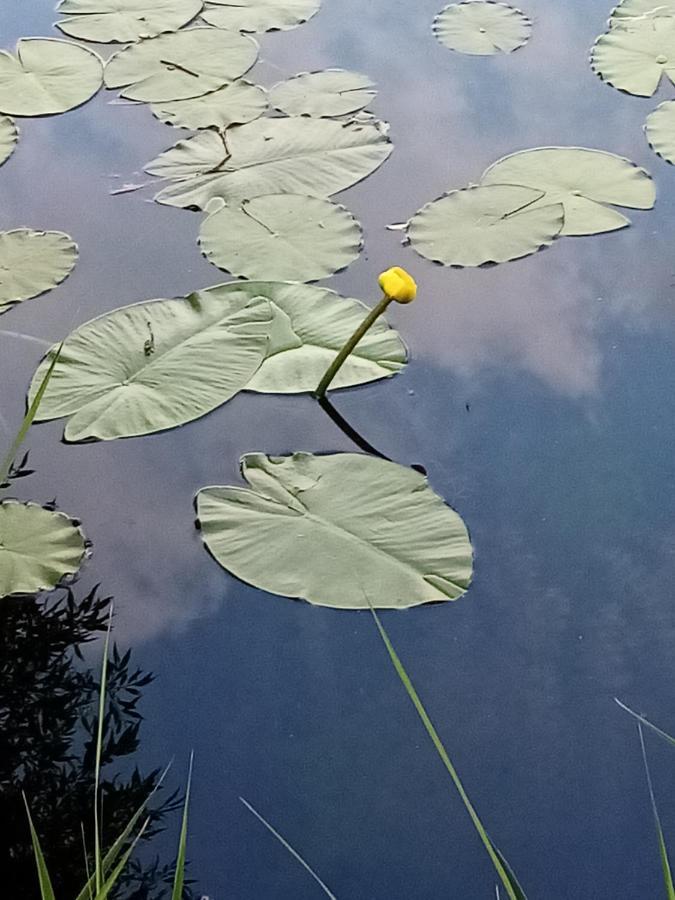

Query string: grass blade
[23,794,56,900]
[370,608,525,900]
[493,844,529,900]
[95,819,150,900]
[0,343,62,488]
[171,753,193,900]
[239,797,338,900]
[94,608,113,895]
[639,725,675,899]
[616,699,675,749]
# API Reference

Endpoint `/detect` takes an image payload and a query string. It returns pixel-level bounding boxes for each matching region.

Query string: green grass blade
[95,818,150,900]
[616,699,675,749]
[639,725,675,899]
[370,608,525,900]
[493,845,529,900]
[239,797,338,900]
[23,794,57,900]
[0,343,62,488]
[171,753,193,900]
[94,609,113,895]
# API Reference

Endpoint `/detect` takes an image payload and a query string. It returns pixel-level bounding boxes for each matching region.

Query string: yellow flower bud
[378,266,417,304]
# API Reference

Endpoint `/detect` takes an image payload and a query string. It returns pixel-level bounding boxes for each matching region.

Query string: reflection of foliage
[0,449,34,488]
[0,585,186,900]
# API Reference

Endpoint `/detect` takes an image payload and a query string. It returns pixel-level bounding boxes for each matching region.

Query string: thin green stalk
[239,797,338,900]
[0,343,62,488]
[23,794,56,900]
[616,700,675,749]
[314,295,392,399]
[639,725,675,899]
[95,818,150,900]
[370,608,525,900]
[171,753,193,900]
[94,608,113,895]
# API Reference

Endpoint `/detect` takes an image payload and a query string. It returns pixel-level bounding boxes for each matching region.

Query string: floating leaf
[0,501,87,596]
[0,116,17,166]
[104,27,258,102]
[151,116,393,210]
[198,280,406,392]
[480,147,656,235]
[201,0,320,33]
[29,290,272,441]
[55,0,204,44]
[150,80,267,129]
[407,184,563,267]
[0,230,78,312]
[269,69,376,117]
[610,0,675,21]
[196,452,473,609]
[199,194,362,281]
[591,16,675,96]
[0,39,103,116]
[433,1,531,55]
[646,100,675,164]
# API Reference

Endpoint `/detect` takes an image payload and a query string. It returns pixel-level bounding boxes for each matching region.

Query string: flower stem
[314,294,393,399]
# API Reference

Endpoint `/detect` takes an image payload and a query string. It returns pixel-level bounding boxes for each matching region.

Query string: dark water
[3,0,675,896]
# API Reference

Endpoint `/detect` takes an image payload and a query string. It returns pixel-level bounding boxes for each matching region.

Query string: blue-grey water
[3,0,675,897]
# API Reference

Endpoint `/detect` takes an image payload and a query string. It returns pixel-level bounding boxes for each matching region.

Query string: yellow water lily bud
[378,266,417,304]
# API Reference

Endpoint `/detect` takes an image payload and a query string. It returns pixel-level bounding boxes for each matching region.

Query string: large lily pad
[480,147,656,235]
[0,39,103,116]
[407,184,563,267]
[151,116,393,210]
[610,0,675,21]
[197,453,473,610]
[0,116,18,166]
[55,0,204,43]
[269,69,376,117]
[201,0,320,33]
[150,81,267,129]
[645,100,675,163]
[0,501,88,597]
[199,280,406,392]
[199,194,362,281]
[0,230,78,312]
[29,291,272,441]
[433,1,531,55]
[104,27,258,102]
[591,15,675,96]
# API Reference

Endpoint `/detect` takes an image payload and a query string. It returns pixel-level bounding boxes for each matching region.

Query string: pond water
[3,0,675,897]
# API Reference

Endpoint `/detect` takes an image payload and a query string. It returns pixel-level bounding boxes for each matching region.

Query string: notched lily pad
[610,0,675,21]
[0,116,18,166]
[433,1,532,55]
[150,80,267,129]
[196,452,473,610]
[269,69,376,118]
[0,501,88,597]
[0,230,78,312]
[645,99,675,163]
[55,0,204,44]
[591,15,675,96]
[201,0,320,33]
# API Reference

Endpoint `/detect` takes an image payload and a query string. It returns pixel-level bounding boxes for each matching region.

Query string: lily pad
[591,15,675,96]
[0,501,88,597]
[645,99,675,163]
[104,27,258,102]
[29,290,272,441]
[151,116,393,210]
[610,0,675,21]
[201,0,320,33]
[0,230,78,312]
[269,69,376,117]
[150,80,267,129]
[199,194,362,281]
[407,184,563,267]
[0,39,103,116]
[433,1,531,55]
[196,452,473,610]
[0,116,18,166]
[480,147,656,235]
[55,0,204,43]
[199,280,406,392]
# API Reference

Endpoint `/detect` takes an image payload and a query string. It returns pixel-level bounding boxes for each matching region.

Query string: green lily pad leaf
[201,0,320,33]
[0,116,18,166]
[104,27,258,102]
[269,69,376,117]
[0,39,103,116]
[610,0,675,21]
[150,80,267,129]
[151,116,393,210]
[29,291,272,442]
[407,184,563,267]
[55,0,203,44]
[480,147,656,235]
[433,1,531,55]
[199,194,362,281]
[0,230,78,312]
[199,280,406,391]
[197,452,473,609]
[591,16,675,96]
[645,99,675,163]
[0,501,88,596]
